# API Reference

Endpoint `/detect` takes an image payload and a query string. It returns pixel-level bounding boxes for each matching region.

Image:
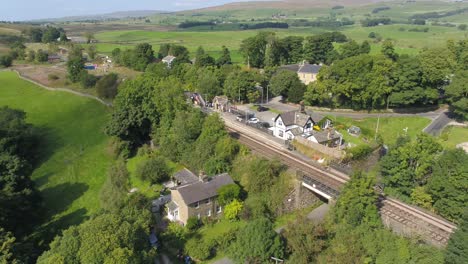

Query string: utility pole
[266,85,269,105]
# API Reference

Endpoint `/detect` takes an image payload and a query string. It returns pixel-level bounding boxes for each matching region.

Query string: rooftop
[173,168,199,187]
[277,111,311,127]
[176,173,234,205]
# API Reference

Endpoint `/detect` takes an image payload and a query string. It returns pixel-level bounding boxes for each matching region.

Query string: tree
[0,107,42,236]
[445,70,468,120]
[67,48,84,83]
[83,32,94,44]
[240,32,272,68]
[304,34,334,64]
[381,134,442,197]
[37,201,155,264]
[458,24,467,31]
[29,28,43,42]
[381,40,398,61]
[287,80,306,103]
[217,46,232,66]
[410,186,433,210]
[419,47,454,88]
[223,69,262,102]
[269,70,303,99]
[279,36,304,64]
[26,50,36,62]
[340,40,362,58]
[0,55,12,67]
[41,27,60,43]
[283,217,327,264]
[136,156,169,184]
[195,54,216,68]
[217,184,241,206]
[59,32,69,42]
[96,73,119,99]
[233,156,284,194]
[195,46,205,58]
[0,228,19,264]
[99,160,130,211]
[228,218,284,263]
[224,199,243,221]
[132,43,154,71]
[445,209,468,264]
[87,45,97,60]
[427,149,468,222]
[35,49,48,63]
[333,171,380,228]
[79,72,97,88]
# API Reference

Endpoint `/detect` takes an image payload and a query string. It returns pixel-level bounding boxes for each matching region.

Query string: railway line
[224,117,457,246]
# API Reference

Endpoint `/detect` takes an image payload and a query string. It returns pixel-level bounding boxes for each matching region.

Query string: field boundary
[6,69,113,107]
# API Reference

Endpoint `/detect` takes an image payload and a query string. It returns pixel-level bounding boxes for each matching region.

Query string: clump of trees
[23,26,67,43]
[380,134,467,223]
[0,107,42,263]
[112,43,155,71]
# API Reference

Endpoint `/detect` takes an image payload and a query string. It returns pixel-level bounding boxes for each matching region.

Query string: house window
[305,122,312,129]
[278,130,284,138]
[195,201,199,208]
[278,121,283,127]
[207,209,212,217]
[216,205,222,214]
[206,198,211,204]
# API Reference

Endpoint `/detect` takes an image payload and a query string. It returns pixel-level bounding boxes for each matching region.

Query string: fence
[294,136,345,160]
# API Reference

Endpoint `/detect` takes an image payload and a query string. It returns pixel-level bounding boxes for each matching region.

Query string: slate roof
[288,127,304,136]
[307,111,325,123]
[280,63,322,74]
[310,130,341,143]
[176,173,234,205]
[173,168,199,187]
[298,63,322,74]
[276,111,312,127]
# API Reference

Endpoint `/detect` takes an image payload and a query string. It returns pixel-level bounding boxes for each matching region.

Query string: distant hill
[185,0,395,12]
[29,10,169,22]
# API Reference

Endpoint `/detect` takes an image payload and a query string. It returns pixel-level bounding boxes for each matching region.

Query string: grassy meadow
[440,126,468,149]
[0,71,111,234]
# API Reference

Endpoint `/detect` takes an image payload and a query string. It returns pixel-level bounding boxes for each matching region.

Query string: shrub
[217,184,241,206]
[96,73,118,99]
[346,144,373,160]
[35,49,48,62]
[80,72,97,88]
[185,238,213,261]
[135,156,170,184]
[106,137,131,159]
[224,199,243,221]
[48,74,59,81]
[0,55,13,67]
[186,217,201,231]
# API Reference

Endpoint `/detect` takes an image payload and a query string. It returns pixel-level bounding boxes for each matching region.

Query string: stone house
[166,172,234,225]
[212,96,230,112]
[280,61,322,85]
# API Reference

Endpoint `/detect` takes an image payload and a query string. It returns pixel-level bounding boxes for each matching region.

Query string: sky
[0,0,259,21]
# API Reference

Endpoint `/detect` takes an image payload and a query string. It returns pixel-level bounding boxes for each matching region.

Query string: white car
[247,118,259,124]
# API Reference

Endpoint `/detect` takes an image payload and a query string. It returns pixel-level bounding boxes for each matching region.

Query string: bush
[346,144,373,160]
[0,55,13,67]
[135,156,170,184]
[48,74,59,81]
[217,184,241,206]
[35,49,48,62]
[106,137,131,159]
[96,73,118,99]
[186,217,201,231]
[80,72,98,88]
[185,238,217,261]
[224,199,243,221]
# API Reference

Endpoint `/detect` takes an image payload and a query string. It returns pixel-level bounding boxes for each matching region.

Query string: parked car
[236,115,244,122]
[256,105,269,112]
[257,122,270,128]
[247,118,259,124]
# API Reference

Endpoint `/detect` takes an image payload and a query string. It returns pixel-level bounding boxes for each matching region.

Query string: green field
[0,71,111,233]
[92,22,466,63]
[440,126,468,149]
[331,116,432,146]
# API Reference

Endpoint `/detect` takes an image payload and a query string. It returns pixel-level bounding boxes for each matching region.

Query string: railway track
[224,118,457,245]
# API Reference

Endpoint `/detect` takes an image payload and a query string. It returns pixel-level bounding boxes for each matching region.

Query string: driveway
[423,110,452,136]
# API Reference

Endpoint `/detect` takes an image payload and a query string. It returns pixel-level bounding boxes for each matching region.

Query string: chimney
[199,170,209,182]
[299,101,305,113]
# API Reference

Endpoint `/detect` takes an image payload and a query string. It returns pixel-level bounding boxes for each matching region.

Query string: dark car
[256,105,269,112]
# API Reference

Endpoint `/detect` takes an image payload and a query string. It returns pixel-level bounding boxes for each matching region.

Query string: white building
[162,55,176,67]
[273,111,332,140]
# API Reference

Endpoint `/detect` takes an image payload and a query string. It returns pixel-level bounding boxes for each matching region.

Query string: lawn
[126,150,185,199]
[331,116,432,146]
[0,71,112,235]
[440,126,468,149]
